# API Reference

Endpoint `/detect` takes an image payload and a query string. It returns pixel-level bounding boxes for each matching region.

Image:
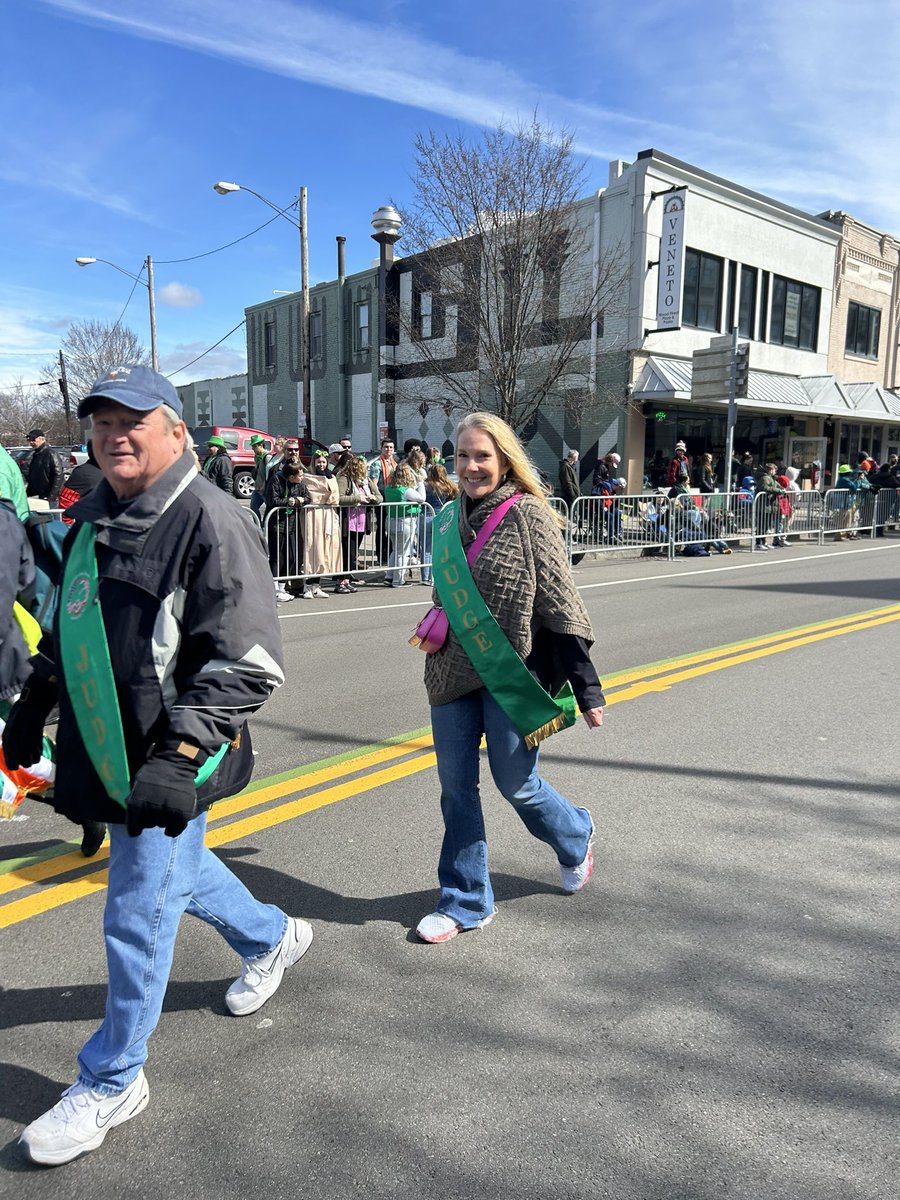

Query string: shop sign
[656,189,687,330]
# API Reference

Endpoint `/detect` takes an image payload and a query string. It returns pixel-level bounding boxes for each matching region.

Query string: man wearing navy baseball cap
[4,364,311,1165]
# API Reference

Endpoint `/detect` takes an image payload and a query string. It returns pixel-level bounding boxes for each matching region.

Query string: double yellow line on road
[3,602,899,928]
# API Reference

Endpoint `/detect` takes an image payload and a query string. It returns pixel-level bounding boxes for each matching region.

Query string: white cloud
[158,341,246,384]
[37,0,900,232]
[158,282,203,308]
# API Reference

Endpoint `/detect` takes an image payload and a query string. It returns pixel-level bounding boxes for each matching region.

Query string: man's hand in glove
[126,741,206,838]
[2,676,57,771]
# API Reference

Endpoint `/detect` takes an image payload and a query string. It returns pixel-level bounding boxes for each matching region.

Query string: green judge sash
[58,523,226,806]
[432,500,577,749]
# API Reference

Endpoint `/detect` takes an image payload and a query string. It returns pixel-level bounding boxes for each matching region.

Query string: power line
[163,321,246,378]
[155,200,298,265]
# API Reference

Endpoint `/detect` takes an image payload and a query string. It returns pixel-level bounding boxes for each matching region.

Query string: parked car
[191,425,275,499]
[8,447,32,479]
[292,437,332,468]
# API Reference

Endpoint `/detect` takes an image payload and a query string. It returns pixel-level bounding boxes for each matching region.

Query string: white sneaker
[560,820,595,893]
[275,589,292,602]
[415,910,495,943]
[225,917,313,1016]
[20,1070,149,1166]
[300,588,315,599]
[311,586,328,598]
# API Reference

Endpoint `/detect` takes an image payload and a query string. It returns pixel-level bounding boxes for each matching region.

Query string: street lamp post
[213,181,310,435]
[75,255,158,371]
[370,205,402,443]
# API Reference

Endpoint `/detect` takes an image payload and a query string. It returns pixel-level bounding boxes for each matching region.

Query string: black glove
[2,676,58,771]
[126,742,205,839]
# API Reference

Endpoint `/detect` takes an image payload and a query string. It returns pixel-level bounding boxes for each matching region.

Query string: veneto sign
[655,189,687,330]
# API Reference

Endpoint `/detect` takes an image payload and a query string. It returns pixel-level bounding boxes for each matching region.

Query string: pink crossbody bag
[409,493,523,653]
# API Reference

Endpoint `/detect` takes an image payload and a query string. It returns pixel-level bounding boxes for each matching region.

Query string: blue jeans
[430,689,593,926]
[250,489,265,519]
[78,814,285,1094]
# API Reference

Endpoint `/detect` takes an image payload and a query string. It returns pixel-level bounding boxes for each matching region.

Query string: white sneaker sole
[21,1072,149,1166]
[226,918,313,1016]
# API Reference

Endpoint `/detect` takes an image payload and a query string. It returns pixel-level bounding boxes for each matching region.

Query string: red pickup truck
[192,426,329,498]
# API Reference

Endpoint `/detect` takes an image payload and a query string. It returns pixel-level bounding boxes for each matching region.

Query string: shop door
[788,436,827,490]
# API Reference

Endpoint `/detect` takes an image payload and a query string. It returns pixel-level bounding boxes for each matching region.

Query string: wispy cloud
[160,341,246,384]
[38,0,739,161]
[158,282,203,308]
[0,83,147,218]
[34,0,900,232]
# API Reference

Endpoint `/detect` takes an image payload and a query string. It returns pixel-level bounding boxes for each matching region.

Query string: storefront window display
[643,407,811,487]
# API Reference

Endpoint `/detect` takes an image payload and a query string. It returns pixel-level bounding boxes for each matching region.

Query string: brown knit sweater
[423,482,595,706]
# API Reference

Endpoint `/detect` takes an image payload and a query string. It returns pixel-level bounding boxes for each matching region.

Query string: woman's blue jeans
[77,814,285,1094]
[430,689,593,926]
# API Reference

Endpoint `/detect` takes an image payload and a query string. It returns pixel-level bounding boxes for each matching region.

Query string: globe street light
[213,180,310,434]
[75,255,158,371]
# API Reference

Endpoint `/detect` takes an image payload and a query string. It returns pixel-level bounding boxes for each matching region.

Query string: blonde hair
[407,447,426,471]
[426,463,458,500]
[455,412,548,503]
[391,464,417,488]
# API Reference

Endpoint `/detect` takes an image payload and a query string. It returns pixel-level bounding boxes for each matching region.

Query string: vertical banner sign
[656,189,687,330]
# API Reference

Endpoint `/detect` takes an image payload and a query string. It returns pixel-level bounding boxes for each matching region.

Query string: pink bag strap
[466,492,524,564]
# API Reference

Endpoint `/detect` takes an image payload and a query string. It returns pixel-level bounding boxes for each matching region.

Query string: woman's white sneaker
[20,1070,149,1165]
[560,821,595,893]
[225,917,313,1016]
[415,910,495,943]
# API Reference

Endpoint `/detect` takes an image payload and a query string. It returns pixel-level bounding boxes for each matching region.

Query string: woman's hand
[582,707,604,729]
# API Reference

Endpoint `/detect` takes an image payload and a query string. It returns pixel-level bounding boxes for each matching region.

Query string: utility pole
[146,255,158,372]
[58,349,72,443]
[299,187,310,436]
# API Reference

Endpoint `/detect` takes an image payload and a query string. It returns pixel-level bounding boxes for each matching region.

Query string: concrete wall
[177,374,249,430]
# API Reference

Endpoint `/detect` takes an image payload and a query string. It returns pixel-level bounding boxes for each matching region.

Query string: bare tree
[44,319,149,406]
[391,115,628,433]
[0,379,69,445]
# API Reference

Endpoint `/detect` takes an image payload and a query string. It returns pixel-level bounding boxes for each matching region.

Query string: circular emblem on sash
[438,506,455,535]
[65,573,92,619]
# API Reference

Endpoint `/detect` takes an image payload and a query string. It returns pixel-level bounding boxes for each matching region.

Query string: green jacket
[0,445,29,520]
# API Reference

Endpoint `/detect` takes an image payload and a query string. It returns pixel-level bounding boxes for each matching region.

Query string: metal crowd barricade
[569,493,671,558]
[822,487,878,542]
[262,500,436,590]
[874,488,900,537]
[779,490,823,543]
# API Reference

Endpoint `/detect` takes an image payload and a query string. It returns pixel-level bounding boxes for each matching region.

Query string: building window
[418,290,433,339]
[739,266,757,339]
[355,301,369,351]
[845,301,880,359]
[683,249,723,331]
[264,319,276,370]
[769,276,819,350]
[309,311,322,360]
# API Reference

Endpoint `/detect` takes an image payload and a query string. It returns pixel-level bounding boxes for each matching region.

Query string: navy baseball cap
[78,364,183,420]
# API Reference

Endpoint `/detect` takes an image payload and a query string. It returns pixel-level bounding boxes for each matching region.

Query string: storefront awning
[634,356,900,420]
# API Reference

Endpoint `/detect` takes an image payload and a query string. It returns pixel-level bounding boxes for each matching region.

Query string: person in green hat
[249,434,270,519]
[202,435,233,494]
[833,462,861,540]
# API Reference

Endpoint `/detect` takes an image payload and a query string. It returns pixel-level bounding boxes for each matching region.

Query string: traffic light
[734,343,750,398]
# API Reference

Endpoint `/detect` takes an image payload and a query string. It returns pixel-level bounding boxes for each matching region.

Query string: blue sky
[2,0,898,389]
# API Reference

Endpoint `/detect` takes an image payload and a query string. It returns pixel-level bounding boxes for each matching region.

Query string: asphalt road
[2,536,899,1199]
